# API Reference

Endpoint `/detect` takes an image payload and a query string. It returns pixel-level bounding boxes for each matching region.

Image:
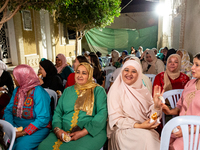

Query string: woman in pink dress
[162,53,200,150]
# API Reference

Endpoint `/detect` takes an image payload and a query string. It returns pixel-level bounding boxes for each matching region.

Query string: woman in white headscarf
[107,60,163,150]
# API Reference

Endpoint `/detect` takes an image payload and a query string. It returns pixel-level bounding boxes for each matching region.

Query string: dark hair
[164,47,168,50]
[89,53,104,85]
[96,51,102,57]
[0,125,7,150]
[194,53,200,60]
[76,55,89,63]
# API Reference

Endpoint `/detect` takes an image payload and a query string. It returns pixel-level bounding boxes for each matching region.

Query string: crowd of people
[0,46,199,150]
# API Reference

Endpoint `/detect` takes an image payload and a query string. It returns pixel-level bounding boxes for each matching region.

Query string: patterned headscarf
[0,61,7,77]
[56,53,68,74]
[74,62,99,115]
[13,64,40,118]
[111,50,120,63]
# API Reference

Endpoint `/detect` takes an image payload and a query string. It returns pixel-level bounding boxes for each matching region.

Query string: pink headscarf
[108,60,153,130]
[13,64,40,118]
[56,53,68,73]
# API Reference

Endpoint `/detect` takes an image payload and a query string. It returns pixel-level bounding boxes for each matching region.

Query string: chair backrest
[0,119,16,150]
[145,74,156,84]
[162,89,184,125]
[44,88,58,110]
[160,115,200,150]
[103,66,116,76]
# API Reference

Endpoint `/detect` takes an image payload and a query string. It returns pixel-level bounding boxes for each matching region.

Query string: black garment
[0,71,14,95]
[40,60,64,92]
[96,71,105,86]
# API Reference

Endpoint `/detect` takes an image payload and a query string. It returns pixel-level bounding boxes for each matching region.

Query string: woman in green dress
[38,62,107,150]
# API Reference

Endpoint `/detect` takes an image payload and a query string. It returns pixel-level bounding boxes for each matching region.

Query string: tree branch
[0,0,9,13]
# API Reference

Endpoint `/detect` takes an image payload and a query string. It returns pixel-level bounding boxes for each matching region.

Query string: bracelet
[54,127,61,134]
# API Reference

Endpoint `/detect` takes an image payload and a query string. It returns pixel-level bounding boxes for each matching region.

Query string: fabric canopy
[85,26,158,56]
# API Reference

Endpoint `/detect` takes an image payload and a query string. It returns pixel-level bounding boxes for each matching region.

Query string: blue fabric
[4,86,51,150]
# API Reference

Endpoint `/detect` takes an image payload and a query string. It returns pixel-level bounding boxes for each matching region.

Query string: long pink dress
[170,79,200,150]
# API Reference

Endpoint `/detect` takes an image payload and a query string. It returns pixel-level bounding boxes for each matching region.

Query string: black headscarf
[39,60,57,77]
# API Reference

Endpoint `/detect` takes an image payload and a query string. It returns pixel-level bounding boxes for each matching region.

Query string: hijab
[13,64,40,118]
[157,48,164,60]
[111,50,120,63]
[40,59,57,77]
[108,60,153,130]
[56,53,68,74]
[0,61,7,77]
[164,54,181,92]
[143,50,157,74]
[74,62,99,116]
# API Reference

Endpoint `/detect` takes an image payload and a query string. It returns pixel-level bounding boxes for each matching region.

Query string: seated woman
[65,55,89,88]
[107,60,163,150]
[3,64,51,150]
[117,50,128,64]
[56,53,74,81]
[110,50,120,67]
[177,49,193,79]
[39,59,64,92]
[38,62,107,150]
[153,54,190,95]
[162,53,200,150]
[142,49,165,75]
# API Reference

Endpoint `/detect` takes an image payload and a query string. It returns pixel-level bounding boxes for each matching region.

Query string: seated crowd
[0,46,199,150]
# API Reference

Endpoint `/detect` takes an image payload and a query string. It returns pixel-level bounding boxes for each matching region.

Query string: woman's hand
[69,128,88,141]
[161,103,171,115]
[172,126,182,138]
[134,119,160,130]
[16,131,27,138]
[153,85,164,110]
[55,130,68,142]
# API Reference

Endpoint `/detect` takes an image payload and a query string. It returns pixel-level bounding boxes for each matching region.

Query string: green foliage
[55,0,121,33]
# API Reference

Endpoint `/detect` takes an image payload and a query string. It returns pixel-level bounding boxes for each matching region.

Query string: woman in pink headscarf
[56,53,73,81]
[107,60,163,150]
[3,64,51,150]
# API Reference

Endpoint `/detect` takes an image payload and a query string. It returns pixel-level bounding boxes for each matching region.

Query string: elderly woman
[153,54,190,95]
[162,53,200,150]
[39,59,64,92]
[4,64,51,150]
[142,49,165,75]
[107,60,163,150]
[176,50,193,79]
[38,62,107,150]
[56,53,74,81]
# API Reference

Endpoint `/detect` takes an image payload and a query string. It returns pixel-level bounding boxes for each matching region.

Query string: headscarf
[13,64,40,118]
[108,60,153,130]
[177,50,193,78]
[122,50,128,56]
[164,54,181,92]
[166,48,176,61]
[111,50,120,63]
[157,48,164,60]
[0,61,7,77]
[40,59,57,77]
[143,50,158,74]
[56,53,68,74]
[74,62,99,116]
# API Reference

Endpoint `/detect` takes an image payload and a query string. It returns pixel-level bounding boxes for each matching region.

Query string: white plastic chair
[0,119,16,150]
[145,74,156,84]
[103,66,116,76]
[160,115,200,150]
[162,89,184,125]
[44,88,58,110]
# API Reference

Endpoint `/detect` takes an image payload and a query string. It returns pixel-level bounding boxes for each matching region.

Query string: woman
[111,50,119,64]
[88,53,105,87]
[162,53,200,150]
[153,54,190,95]
[107,60,163,150]
[38,62,107,150]
[177,49,193,79]
[3,64,51,150]
[142,49,165,75]
[129,46,140,57]
[65,55,90,88]
[157,48,164,60]
[56,53,74,81]
[117,50,128,64]
[39,59,64,92]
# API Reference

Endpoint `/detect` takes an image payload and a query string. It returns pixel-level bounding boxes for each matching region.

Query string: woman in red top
[65,55,89,88]
[153,54,190,95]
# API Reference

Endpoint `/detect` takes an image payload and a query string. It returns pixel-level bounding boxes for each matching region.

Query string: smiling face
[56,57,62,67]
[146,53,153,62]
[38,65,46,77]
[122,65,138,86]
[191,57,200,79]
[167,56,179,72]
[75,65,89,85]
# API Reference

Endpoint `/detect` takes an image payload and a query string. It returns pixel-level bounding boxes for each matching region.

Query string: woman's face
[56,57,62,67]
[163,49,168,56]
[176,51,183,58]
[167,56,179,72]
[131,47,135,53]
[191,57,200,79]
[75,65,89,85]
[122,66,138,86]
[73,58,80,70]
[122,52,126,58]
[38,65,46,77]
[13,77,20,87]
[146,54,153,62]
